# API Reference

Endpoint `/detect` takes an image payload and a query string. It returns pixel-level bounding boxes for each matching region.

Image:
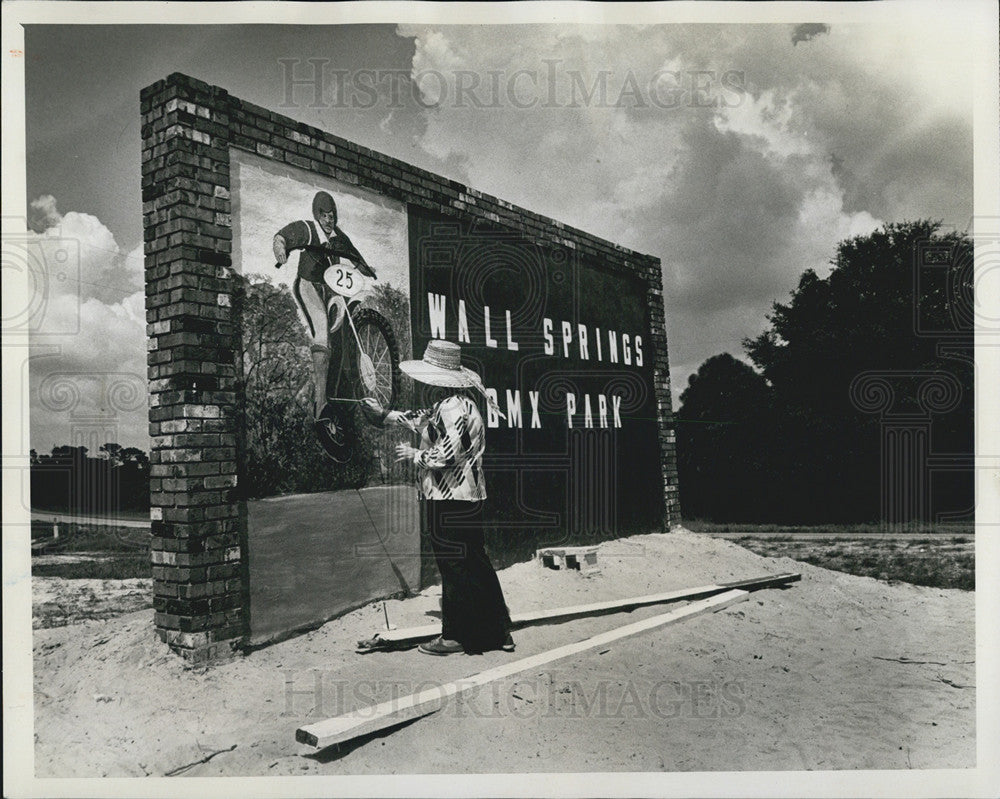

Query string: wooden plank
[299,588,750,750]
[361,572,798,648]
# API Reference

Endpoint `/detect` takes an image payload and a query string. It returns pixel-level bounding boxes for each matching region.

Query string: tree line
[30,443,150,514]
[676,220,973,524]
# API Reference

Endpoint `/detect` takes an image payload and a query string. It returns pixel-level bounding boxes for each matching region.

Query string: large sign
[409,208,663,562]
[140,73,674,659]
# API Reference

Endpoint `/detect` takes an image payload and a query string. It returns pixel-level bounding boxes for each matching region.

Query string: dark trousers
[425,499,511,654]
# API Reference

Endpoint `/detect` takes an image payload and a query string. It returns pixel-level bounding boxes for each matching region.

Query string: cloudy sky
[18,9,980,451]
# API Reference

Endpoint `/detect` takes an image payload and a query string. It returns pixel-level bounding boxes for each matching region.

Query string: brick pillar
[141,74,244,662]
[643,256,681,528]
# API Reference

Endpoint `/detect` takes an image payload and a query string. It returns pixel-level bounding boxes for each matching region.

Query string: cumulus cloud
[26,198,147,450]
[28,194,62,233]
[26,196,143,304]
[391,23,972,408]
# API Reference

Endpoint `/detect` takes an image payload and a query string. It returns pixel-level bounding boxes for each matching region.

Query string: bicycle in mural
[321,262,401,414]
[273,190,401,462]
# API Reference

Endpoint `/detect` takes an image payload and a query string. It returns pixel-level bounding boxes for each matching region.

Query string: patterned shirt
[385,394,487,501]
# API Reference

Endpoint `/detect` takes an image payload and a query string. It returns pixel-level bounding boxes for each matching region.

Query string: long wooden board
[299,588,750,750]
[359,572,798,649]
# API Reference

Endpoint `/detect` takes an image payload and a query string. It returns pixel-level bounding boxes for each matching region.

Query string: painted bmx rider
[273,191,376,461]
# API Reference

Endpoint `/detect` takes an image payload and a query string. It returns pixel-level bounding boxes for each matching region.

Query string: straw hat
[399,340,506,418]
[399,340,480,388]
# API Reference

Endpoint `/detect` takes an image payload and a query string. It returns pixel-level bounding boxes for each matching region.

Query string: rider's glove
[273,235,288,267]
[360,397,388,427]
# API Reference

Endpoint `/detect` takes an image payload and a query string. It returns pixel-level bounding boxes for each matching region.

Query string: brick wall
[141,72,680,661]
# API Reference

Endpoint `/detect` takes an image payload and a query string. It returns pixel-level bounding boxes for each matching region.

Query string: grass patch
[31,521,147,553]
[684,519,974,590]
[31,519,151,579]
[732,536,974,590]
[32,554,151,580]
[683,520,975,537]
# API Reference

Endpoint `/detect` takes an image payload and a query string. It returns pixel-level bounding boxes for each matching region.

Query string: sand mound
[31,529,974,776]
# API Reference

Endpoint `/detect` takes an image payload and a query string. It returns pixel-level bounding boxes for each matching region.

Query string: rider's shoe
[315,403,351,463]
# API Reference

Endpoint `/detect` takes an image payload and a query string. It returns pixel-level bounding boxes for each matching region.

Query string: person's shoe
[418,637,464,656]
[501,633,516,652]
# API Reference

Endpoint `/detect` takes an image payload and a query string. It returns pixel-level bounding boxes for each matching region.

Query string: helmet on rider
[312,191,338,235]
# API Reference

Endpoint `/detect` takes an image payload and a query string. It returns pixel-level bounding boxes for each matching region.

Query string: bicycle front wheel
[350,307,400,410]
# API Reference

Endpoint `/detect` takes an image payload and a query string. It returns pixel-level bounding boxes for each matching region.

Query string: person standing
[273,190,375,461]
[361,340,514,655]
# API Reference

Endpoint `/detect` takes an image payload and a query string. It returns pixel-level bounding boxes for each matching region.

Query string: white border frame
[3,3,998,797]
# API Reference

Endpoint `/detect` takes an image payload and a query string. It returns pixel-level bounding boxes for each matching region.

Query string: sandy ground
[31,529,975,776]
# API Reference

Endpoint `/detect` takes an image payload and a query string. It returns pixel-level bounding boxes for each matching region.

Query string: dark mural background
[408,206,664,569]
